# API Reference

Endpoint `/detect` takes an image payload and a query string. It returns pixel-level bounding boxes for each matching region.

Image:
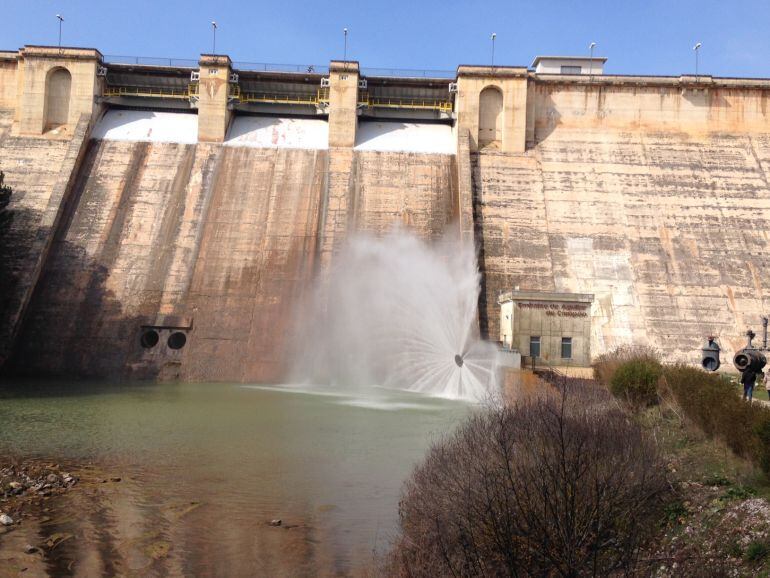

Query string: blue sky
[6,1,770,77]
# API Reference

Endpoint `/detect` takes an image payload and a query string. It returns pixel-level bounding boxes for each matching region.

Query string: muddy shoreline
[0,456,129,575]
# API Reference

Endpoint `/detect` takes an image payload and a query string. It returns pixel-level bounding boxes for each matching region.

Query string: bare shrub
[389,386,668,577]
[593,344,661,386]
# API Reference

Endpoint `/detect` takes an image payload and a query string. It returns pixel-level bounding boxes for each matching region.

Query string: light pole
[56,14,64,49]
[211,21,218,54]
[588,41,596,80]
[491,33,497,66]
[343,28,348,62]
[693,42,702,82]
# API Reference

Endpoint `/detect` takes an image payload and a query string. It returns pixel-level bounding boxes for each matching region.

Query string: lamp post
[56,14,64,50]
[693,42,702,82]
[588,41,596,80]
[343,28,348,62]
[491,32,497,66]
[211,21,218,54]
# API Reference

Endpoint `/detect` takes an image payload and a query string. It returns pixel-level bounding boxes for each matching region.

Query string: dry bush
[389,385,668,577]
[592,344,661,386]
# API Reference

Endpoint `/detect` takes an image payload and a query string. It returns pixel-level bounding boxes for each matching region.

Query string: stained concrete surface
[8,136,458,382]
[474,128,770,363]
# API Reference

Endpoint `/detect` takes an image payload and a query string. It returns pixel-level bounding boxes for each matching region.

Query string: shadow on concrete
[0,208,161,383]
[470,153,490,340]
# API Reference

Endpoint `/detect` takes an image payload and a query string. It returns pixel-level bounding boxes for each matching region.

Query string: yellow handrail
[103,85,196,99]
[357,91,452,112]
[237,89,328,106]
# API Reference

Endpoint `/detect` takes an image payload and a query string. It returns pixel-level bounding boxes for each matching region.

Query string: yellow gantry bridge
[231,86,329,105]
[357,92,453,113]
[104,84,453,113]
[103,84,199,99]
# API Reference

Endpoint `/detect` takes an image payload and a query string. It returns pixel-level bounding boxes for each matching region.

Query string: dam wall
[474,127,770,362]
[526,79,770,144]
[0,110,93,365]
[0,53,16,109]
[3,44,770,376]
[8,111,458,381]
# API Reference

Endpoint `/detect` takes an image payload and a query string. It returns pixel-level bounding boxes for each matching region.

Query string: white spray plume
[291,229,498,401]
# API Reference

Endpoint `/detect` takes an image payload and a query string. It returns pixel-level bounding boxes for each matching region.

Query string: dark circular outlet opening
[168,331,187,350]
[140,329,160,349]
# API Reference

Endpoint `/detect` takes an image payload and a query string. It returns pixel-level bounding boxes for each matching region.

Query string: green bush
[610,358,662,406]
[593,344,661,386]
[663,364,770,474]
[745,541,769,562]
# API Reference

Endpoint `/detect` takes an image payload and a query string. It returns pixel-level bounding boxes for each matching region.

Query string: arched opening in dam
[478,85,503,148]
[44,67,71,130]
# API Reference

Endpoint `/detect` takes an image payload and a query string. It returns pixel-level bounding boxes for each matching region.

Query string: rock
[9,482,22,490]
[110,477,121,483]
[0,513,14,526]
[46,474,57,484]
[269,519,282,527]
[24,545,37,554]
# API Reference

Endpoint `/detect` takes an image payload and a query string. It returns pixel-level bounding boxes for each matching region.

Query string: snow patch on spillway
[355,121,454,154]
[225,116,329,149]
[92,110,198,144]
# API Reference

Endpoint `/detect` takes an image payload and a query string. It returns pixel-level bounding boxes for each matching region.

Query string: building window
[561,65,582,75]
[561,337,573,359]
[530,336,541,358]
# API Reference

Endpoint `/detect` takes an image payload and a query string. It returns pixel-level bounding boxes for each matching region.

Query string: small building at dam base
[499,291,594,368]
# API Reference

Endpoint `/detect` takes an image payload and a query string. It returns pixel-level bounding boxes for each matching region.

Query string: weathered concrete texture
[181,146,327,381]
[472,151,555,337]
[11,140,218,377]
[526,82,770,145]
[351,151,457,239]
[0,110,90,365]
[5,105,463,382]
[456,130,474,246]
[474,127,770,363]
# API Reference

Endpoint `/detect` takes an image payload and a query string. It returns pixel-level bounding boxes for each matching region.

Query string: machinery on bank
[702,316,768,374]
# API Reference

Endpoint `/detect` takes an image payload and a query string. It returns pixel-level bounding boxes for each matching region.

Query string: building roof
[531,55,608,68]
[498,290,594,304]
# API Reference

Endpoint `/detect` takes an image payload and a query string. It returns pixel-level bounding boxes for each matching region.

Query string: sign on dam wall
[2,44,770,378]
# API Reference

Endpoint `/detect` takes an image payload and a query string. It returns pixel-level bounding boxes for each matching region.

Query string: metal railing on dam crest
[102,55,455,78]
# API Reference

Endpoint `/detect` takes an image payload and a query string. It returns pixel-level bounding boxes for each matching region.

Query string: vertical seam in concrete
[348,150,359,230]
[146,144,197,298]
[175,145,224,305]
[314,149,331,275]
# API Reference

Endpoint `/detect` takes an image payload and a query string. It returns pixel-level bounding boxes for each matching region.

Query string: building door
[478,86,503,148]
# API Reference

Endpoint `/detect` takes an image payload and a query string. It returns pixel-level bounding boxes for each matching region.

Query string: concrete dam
[1,46,770,381]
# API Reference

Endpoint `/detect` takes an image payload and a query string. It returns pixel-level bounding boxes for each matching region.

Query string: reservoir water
[0,381,470,576]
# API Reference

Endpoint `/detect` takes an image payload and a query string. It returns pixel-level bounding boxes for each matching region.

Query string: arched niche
[44,67,72,130]
[478,86,503,148]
